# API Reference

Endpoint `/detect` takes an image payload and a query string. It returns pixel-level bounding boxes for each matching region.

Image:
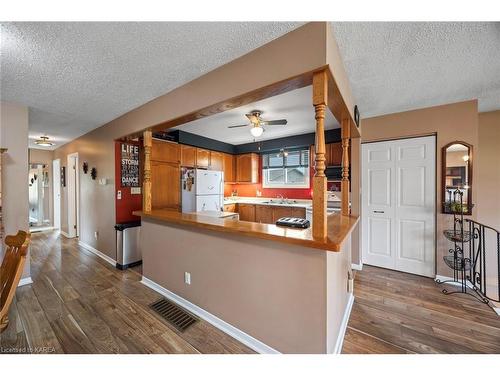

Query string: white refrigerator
[181,168,224,213]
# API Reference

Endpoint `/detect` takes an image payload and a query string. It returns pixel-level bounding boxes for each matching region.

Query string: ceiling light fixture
[276,148,289,158]
[34,136,55,147]
[250,126,264,138]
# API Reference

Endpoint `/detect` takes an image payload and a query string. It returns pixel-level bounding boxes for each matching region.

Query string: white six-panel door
[362,136,436,277]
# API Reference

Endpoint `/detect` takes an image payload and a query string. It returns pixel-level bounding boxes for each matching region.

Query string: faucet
[277,194,285,204]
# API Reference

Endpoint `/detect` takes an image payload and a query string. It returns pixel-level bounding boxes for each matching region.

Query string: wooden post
[341,118,350,216]
[312,70,328,239]
[143,130,152,212]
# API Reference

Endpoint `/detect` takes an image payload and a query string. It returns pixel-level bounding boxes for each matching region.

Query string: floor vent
[149,298,198,332]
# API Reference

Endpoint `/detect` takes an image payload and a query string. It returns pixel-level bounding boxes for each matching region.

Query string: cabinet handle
[373,210,385,214]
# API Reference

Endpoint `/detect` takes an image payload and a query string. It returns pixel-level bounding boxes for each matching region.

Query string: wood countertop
[133,209,359,252]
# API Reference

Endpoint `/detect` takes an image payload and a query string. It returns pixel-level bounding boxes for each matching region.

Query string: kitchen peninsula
[128,23,361,354]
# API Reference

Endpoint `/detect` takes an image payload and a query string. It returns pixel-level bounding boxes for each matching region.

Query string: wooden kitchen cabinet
[151,161,180,210]
[311,142,345,168]
[151,139,181,164]
[292,207,306,219]
[196,148,210,168]
[223,153,235,182]
[236,153,259,183]
[209,151,224,171]
[180,145,197,167]
[238,204,256,222]
[272,206,294,222]
[223,203,236,213]
[326,142,343,166]
[255,205,274,224]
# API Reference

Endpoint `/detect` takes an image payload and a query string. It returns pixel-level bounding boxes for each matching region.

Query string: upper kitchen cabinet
[151,139,181,164]
[180,144,197,167]
[223,153,235,182]
[326,142,343,166]
[310,143,346,168]
[236,153,259,183]
[196,148,210,168]
[209,151,224,171]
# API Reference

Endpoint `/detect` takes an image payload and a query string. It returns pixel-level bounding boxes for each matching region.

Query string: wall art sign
[121,143,140,187]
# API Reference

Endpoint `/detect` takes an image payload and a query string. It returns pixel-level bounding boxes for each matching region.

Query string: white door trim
[362,135,436,277]
[52,159,61,230]
[67,153,79,238]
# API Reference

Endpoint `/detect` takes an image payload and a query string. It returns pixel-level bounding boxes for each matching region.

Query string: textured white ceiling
[0,22,302,149]
[332,22,500,118]
[1,22,499,150]
[173,86,338,145]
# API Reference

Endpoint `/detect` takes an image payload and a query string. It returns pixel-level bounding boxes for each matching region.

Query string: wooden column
[341,119,350,216]
[312,71,328,239]
[143,130,152,212]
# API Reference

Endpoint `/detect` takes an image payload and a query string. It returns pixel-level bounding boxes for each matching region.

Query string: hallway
[0,231,254,354]
[342,265,500,353]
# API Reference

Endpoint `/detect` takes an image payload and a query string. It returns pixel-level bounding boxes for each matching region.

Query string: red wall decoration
[115,141,142,224]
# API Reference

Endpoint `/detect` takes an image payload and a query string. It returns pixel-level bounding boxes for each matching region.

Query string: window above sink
[262,148,310,189]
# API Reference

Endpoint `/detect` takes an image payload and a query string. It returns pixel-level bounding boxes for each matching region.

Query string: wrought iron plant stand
[436,188,489,304]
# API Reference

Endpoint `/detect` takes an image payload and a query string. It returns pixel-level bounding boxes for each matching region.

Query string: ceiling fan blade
[245,114,259,124]
[261,119,287,126]
[227,124,249,128]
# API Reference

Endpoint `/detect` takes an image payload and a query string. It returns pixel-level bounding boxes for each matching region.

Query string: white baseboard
[60,231,72,238]
[332,293,355,354]
[351,263,363,271]
[435,275,500,317]
[141,276,280,354]
[491,304,500,316]
[18,277,33,287]
[78,241,116,267]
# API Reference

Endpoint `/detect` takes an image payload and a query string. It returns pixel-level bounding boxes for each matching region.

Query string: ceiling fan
[227,110,287,138]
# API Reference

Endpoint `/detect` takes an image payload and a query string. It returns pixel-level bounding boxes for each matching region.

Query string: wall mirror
[442,141,473,215]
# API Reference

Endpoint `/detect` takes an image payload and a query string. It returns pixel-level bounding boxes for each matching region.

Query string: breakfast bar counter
[133,209,358,252]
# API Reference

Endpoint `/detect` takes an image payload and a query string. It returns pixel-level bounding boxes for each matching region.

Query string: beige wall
[0,102,30,278]
[477,110,500,230]
[360,100,479,276]
[141,218,351,353]
[29,148,54,226]
[53,128,116,259]
[52,22,340,260]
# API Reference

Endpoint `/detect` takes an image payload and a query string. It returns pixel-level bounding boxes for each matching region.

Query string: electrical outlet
[184,272,191,285]
[94,231,99,239]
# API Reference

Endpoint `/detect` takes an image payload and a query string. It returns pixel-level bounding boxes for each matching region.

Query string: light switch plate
[184,272,191,285]
[117,190,122,200]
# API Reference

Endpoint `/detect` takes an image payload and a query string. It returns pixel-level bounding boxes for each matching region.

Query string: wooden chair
[0,230,31,333]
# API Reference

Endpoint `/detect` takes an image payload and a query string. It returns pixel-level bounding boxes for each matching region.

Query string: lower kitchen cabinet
[255,205,273,224]
[223,204,236,213]
[237,204,256,222]
[292,207,306,219]
[272,206,294,222]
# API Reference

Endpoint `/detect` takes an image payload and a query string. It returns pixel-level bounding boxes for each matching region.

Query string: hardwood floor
[0,231,254,354]
[342,265,500,354]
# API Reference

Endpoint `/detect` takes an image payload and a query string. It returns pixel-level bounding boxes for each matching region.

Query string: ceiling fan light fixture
[35,136,55,147]
[250,126,264,138]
